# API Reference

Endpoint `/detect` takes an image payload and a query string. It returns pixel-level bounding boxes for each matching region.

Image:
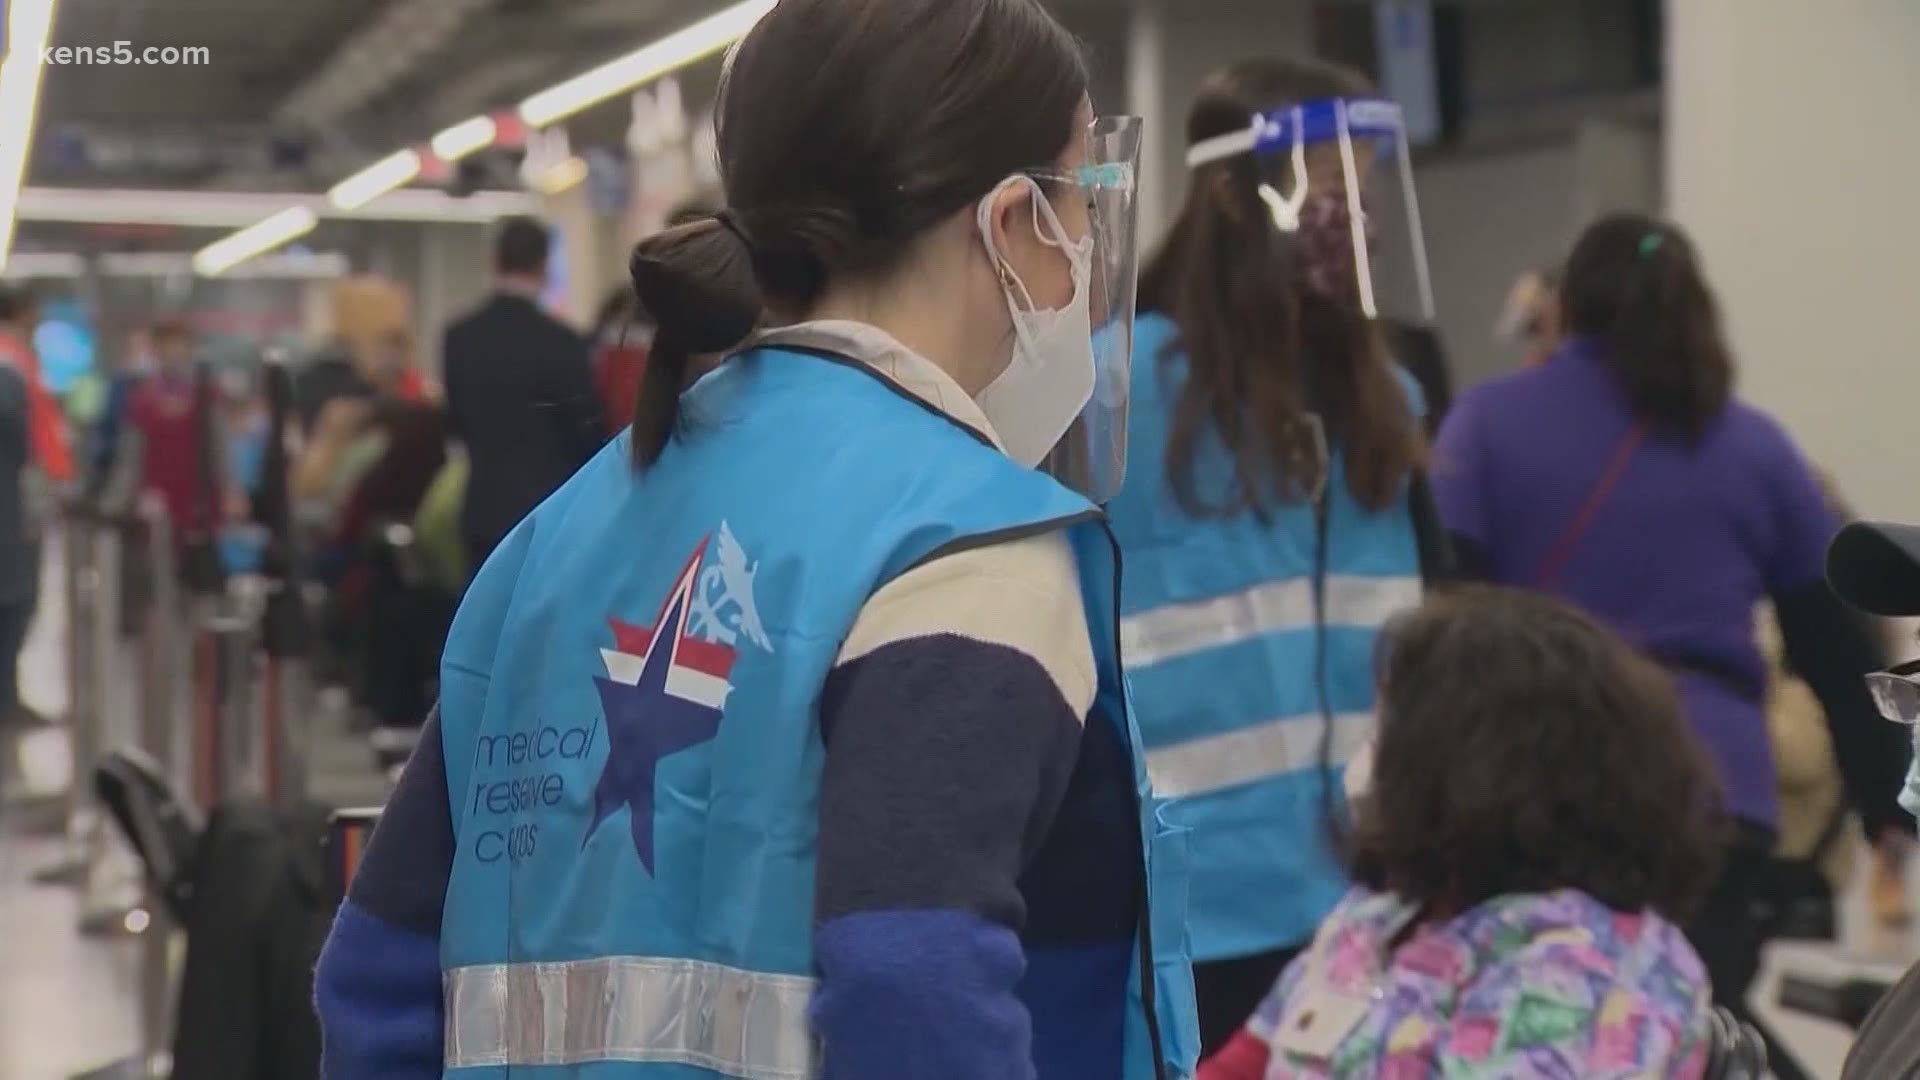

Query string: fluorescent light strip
[430,115,497,162]
[328,149,423,211]
[0,0,63,272]
[518,0,774,127]
[19,186,536,227]
[192,0,770,274]
[193,206,319,277]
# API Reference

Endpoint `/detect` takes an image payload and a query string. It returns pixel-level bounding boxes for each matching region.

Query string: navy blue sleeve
[811,631,1087,1080]
[314,707,454,1079]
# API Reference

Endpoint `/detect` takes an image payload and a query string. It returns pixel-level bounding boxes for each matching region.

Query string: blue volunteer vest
[1103,313,1424,964]
[436,344,1199,1078]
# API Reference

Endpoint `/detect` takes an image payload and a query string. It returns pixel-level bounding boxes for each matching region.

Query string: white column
[1667,0,1920,518]
[1125,0,1169,239]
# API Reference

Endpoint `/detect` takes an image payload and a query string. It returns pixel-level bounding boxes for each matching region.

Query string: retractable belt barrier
[44,502,185,1080]
[185,575,316,811]
[41,504,160,900]
[57,498,325,1079]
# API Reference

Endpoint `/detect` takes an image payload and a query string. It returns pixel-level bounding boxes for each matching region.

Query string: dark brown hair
[626,0,1088,467]
[1351,587,1723,920]
[494,216,551,277]
[1139,56,1422,516]
[1561,213,1733,439]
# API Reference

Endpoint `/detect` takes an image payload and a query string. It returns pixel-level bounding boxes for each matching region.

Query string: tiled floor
[0,534,1913,1078]
[0,830,147,1080]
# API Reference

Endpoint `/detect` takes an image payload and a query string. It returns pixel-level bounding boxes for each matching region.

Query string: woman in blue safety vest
[313,1,1197,1078]
[1102,55,1450,1053]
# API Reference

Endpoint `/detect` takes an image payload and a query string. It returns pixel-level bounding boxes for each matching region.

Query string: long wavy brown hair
[1139,56,1422,516]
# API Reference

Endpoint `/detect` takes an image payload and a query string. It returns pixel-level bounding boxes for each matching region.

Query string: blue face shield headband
[1185,96,1435,323]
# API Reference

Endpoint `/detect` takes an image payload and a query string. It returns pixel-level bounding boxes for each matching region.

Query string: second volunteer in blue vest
[313,1,1199,1078]
[1102,56,1450,1053]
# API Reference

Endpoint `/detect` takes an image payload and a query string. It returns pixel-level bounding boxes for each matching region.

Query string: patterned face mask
[1295,191,1377,304]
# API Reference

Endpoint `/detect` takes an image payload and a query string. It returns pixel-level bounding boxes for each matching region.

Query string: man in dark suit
[444,217,607,572]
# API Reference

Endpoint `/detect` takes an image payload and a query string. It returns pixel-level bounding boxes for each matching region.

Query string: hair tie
[1637,232,1664,260]
[713,210,755,253]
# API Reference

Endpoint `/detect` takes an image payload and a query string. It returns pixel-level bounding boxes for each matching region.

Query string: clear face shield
[1036,114,1144,504]
[1186,97,1434,325]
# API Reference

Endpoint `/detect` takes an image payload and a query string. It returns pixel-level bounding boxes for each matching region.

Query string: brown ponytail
[628,216,762,467]
[1561,213,1733,440]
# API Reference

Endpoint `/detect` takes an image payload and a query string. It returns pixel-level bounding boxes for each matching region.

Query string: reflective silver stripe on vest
[1120,575,1422,669]
[1146,711,1373,798]
[444,956,818,1078]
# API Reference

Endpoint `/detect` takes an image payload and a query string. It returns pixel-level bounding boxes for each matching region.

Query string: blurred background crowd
[1,1,1917,1078]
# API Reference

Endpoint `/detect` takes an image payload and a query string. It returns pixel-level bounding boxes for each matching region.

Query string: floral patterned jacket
[1202,887,1712,1079]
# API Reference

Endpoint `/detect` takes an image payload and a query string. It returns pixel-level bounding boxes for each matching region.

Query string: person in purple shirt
[1431,212,1909,1080]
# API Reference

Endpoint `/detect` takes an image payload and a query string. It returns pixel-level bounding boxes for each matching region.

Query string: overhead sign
[1374,0,1441,146]
[45,124,314,180]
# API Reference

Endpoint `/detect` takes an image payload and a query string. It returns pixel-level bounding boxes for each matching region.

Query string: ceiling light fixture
[0,0,63,271]
[192,206,319,277]
[518,0,773,127]
[429,115,497,162]
[327,149,423,211]
[195,0,769,273]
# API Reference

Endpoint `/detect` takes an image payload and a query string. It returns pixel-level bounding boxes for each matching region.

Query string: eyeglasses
[1864,657,1920,724]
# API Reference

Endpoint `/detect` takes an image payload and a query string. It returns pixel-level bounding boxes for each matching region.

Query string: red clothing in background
[0,331,73,484]
[595,341,647,432]
[130,375,212,535]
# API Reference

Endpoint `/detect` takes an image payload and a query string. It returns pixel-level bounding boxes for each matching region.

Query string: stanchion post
[139,507,180,780]
[136,506,184,1078]
[68,520,110,832]
[61,513,96,824]
[35,510,101,889]
[189,577,268,808]
[259,576,313,809]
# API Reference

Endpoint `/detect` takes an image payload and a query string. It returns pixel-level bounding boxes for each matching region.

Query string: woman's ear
[983,177,1033,268]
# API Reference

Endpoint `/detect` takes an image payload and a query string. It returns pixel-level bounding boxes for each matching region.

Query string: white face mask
[974,175,1096,467]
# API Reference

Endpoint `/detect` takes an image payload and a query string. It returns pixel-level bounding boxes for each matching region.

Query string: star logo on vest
[587,523,771,873]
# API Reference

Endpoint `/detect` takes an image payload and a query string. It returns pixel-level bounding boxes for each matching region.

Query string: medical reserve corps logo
[586,522,771,873]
